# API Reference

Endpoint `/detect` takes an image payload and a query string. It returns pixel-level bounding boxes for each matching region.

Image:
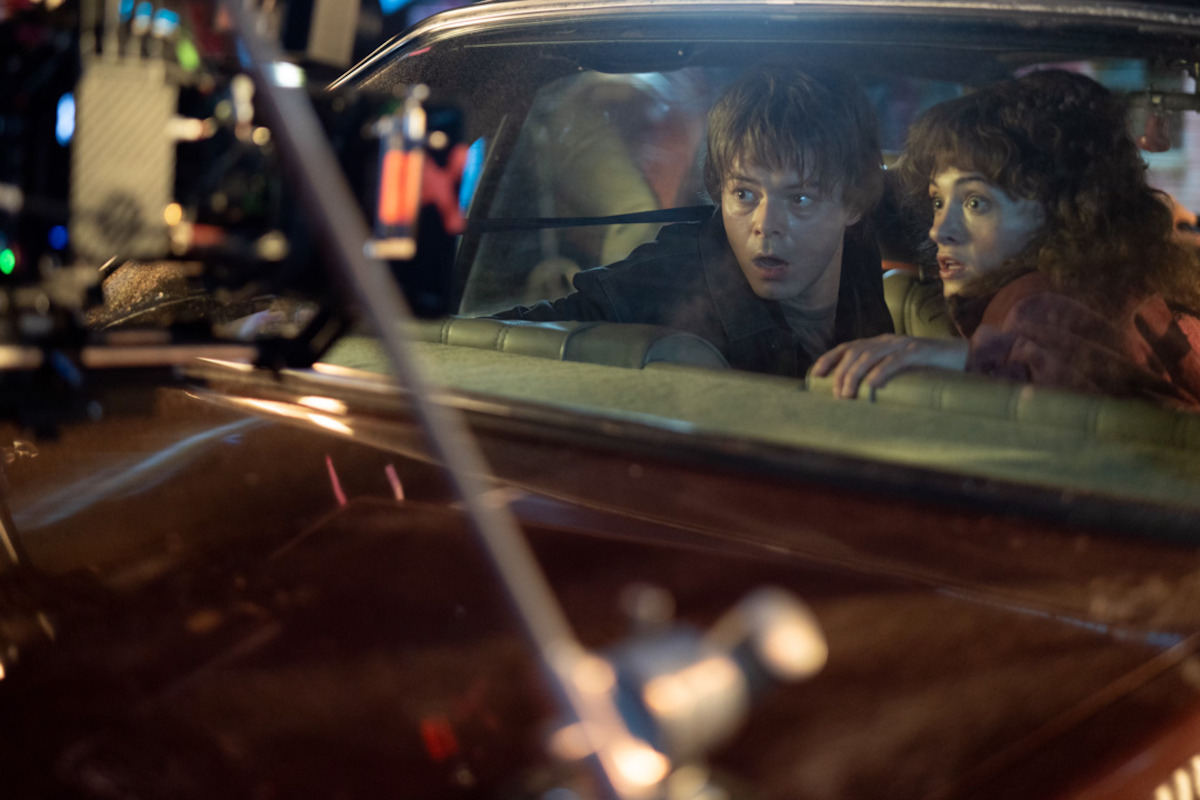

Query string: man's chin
[750,282,795,301]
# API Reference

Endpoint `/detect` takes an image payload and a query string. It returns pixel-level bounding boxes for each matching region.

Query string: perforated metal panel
[70,61,177,262]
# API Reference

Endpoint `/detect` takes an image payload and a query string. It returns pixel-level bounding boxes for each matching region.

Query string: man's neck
[783,237,843,315]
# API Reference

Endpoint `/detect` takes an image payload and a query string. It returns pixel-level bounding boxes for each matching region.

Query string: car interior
[320,13,1200,520]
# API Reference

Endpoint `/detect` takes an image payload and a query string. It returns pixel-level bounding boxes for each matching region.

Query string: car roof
[334,0,1200,90]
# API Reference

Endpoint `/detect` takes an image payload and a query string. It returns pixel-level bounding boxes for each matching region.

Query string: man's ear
[841,186,865,226]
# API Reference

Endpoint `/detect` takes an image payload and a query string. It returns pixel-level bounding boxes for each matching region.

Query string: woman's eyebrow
[953,174,990,187]
[930,174,989,192]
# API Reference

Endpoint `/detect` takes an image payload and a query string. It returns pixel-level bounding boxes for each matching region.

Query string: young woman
[813,69,1200,409]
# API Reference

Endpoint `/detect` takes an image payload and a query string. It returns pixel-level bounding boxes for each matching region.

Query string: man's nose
[753,197,785,237]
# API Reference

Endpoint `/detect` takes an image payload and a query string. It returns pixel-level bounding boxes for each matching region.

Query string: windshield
[319,15,1200,528]
[45,9,1151,533]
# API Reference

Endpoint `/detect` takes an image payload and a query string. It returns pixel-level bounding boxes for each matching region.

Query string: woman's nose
[930,208,963,244]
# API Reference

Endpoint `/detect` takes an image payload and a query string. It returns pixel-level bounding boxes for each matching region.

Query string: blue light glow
[119,0,134,20]
[49,225,69,251]
[459,137,486,212]
[152,8,180,37]
[132,1,153,33]
[380,0,411,14]
[55,93,75,146]
[236,41,251,70]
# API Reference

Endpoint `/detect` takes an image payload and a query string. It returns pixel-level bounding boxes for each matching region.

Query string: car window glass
[1028,59,1200,211]
[460,66,961,314]
[321,43,1200,521]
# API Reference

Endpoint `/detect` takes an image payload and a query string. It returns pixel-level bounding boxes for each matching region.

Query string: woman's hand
[812,335,970,398]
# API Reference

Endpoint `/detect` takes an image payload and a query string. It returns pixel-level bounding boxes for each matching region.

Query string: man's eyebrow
[726,173,819,191]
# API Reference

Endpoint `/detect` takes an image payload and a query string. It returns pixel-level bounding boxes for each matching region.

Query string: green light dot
[176,38,201,73]
[0,249,15,276]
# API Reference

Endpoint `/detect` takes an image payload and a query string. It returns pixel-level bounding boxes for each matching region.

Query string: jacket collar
[949,270,1045,337]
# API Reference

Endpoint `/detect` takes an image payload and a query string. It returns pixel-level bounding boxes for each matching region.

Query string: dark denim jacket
[493,209,893,377]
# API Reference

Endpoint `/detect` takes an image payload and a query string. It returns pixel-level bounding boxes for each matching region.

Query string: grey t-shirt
[780,297,837,363]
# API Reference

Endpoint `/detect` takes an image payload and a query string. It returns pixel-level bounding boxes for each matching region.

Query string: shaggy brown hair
[703,63,883,216]
[901,69,1200,314]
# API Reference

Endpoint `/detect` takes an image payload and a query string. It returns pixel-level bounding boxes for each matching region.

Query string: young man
[492,62,893,377]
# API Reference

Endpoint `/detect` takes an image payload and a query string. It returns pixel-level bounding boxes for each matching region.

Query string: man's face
[721,158,862,301]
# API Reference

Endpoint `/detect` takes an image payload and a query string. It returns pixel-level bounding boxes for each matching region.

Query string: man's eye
[790,194,812,206]
[931,197,943,211]
[965,196,989,211]
[731,188,753,202]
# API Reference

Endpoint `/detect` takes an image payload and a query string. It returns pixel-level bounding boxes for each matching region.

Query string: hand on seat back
[813,335,969,399]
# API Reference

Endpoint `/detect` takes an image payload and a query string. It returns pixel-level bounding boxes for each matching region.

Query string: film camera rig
[0,0,465,432]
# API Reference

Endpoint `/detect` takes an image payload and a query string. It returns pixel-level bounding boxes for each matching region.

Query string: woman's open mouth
[938,256,967,281]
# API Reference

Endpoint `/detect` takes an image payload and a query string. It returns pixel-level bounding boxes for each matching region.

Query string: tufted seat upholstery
[414,316,731,370]
[808,365,1200,449]
[863,271,1200,448]
[883,270,957,339]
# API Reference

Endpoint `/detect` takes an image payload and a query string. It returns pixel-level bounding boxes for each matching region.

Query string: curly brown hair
[703,62,883,216]
[900,69,1200,313]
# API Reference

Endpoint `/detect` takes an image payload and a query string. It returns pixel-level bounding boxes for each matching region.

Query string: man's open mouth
[754,255,789,274]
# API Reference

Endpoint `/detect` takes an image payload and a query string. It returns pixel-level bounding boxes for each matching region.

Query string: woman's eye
[790,194,812,206]
[965,195,990,211]
[731,188,753,202]
[931,197,944,211]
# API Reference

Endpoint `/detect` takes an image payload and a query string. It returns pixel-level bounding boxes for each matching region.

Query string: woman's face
[928,167,1045,298]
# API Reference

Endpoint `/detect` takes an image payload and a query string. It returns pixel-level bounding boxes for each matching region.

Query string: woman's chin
[940,278,966,299]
